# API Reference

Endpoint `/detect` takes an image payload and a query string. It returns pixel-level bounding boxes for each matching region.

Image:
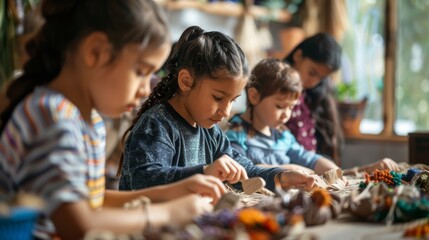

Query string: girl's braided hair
[117,25,249,175]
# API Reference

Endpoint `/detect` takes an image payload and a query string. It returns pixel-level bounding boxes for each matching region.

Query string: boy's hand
[203,154,248,184]
[276,170,316,191]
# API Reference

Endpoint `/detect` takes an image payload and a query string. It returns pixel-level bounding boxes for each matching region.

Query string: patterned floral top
[285,94,317,152]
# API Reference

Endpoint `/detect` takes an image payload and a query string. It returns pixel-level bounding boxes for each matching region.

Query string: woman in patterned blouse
[283,33,343,162]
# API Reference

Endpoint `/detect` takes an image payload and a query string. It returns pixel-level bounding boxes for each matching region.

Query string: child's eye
[231,96,240,103]
[213,96,222,102]
[309,71,317,78]
[136,69,149,77]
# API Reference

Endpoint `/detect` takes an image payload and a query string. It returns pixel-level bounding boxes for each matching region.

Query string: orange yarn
[237,208,280,234]
[404,220,429,237]
[365,169,395,186]
[311,189,332,207]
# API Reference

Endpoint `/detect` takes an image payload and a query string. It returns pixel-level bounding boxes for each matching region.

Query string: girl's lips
[126,104,137,112]
[210,118,223,123]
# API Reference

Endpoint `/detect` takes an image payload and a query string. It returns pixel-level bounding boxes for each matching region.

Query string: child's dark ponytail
[117,27,206,176]
[136,26,205,115]
[120,25,248,144]
[117,25,248,176]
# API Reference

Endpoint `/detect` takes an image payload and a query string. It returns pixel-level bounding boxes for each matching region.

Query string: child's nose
[281,109,290,119]
[218,102,232,118]
[137,80,151,99]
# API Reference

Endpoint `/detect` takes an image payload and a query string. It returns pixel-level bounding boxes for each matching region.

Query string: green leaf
[335,82,358,102]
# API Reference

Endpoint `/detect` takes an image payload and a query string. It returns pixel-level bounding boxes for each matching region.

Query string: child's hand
[275,163,314,175]
[203,155,248,184]
[277,170,316,191]
[180,174,227,205]
[363,158,399,174]
[156,194,213,227]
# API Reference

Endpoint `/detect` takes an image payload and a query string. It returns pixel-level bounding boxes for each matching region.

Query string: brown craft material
[304,205,332,226]
[241,177,267,195]
[323,168,343,185]
[213,192,241,211]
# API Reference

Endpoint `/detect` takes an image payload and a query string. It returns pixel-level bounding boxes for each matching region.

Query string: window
[341,0,428,138]
[341,0,386,135]
[395,0,429,135]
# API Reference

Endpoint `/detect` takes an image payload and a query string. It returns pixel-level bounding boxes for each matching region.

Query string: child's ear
[82,32,112,68]
[177,69,194,92]
[247,87,260,105]
[293,49,303,63]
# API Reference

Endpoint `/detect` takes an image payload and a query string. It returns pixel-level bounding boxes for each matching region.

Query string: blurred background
[2,0,429,170]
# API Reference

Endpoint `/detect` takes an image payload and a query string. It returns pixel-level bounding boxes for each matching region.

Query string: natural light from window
[341,0,385,135]
[395,0,429,135]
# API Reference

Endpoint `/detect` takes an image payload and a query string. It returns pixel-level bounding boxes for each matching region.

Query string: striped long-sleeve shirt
[0,86,106,237]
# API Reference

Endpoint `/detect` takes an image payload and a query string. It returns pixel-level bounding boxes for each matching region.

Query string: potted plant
[335,81,367,136]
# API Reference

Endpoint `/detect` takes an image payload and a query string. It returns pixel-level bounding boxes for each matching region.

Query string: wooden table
[303,213,421,240]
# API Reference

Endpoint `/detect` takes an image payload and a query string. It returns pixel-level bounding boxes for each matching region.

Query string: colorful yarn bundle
[359,168,423,190]
[279,188,341,226]
[361,169,401,188]
[395,198,429,222]
[191,189,340,239]
[347,168,429,224]
[141,188,341,239]
[403,168,421,182]
[191,207,300,240]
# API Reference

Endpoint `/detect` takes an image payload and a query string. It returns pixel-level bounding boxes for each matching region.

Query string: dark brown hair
[245,58,302,132]
[284,32,343,161]
[1,0,170,133]
[247,58,302,105]
[117,25,249,176]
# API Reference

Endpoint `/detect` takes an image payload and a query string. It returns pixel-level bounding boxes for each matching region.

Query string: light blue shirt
[226,114,320,169]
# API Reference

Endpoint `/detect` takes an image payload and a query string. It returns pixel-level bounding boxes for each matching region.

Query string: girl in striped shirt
[0,0,226,239]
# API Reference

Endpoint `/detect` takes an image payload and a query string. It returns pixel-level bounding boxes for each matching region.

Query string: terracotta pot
[337,97,367,136]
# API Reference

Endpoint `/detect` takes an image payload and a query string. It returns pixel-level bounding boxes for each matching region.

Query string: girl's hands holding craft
[204,154,249,184]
